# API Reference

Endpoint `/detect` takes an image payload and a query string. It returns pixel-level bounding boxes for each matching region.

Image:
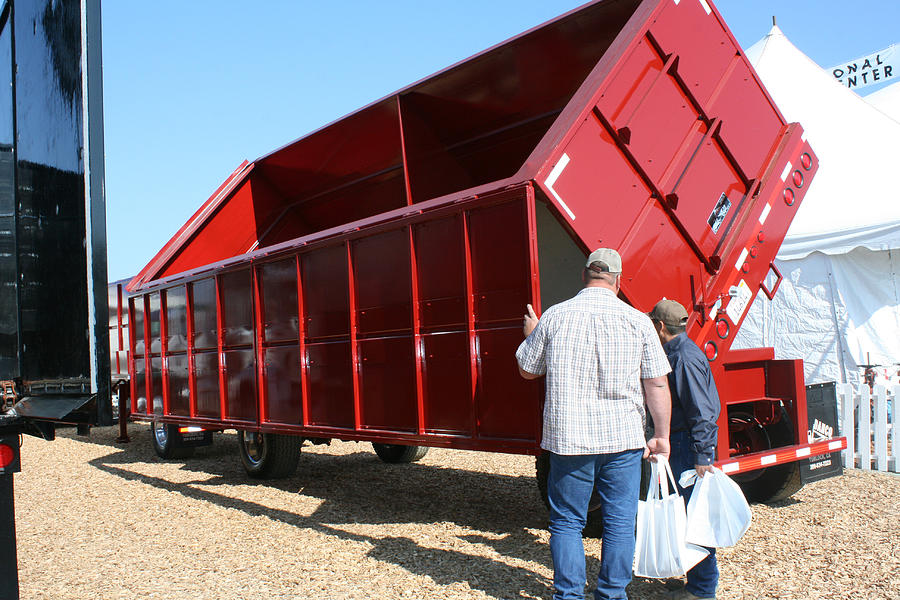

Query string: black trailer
[0,1,108,597]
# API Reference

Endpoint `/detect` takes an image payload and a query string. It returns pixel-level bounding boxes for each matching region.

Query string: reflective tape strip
[796,447,811,458]
[673,0,711,13]
[544,153,576,220]
[780,162,793,182]
[828,440,843,450]
[758,203,772,225]
[708,298,720,320]
[760,454,777,466]
[735,247,748,270]
[721,462,739,474]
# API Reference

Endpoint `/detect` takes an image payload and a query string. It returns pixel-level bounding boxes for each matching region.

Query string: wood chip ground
[12,425,900,599]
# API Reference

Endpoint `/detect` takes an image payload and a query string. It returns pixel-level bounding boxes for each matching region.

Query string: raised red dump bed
[126,0,844,498]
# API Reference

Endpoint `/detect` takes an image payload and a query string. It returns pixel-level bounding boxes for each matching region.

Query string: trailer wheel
[371,443,428,463]
[730,410,804,503]
[151,422,196,459]
[535,452,605,538]
[238,431,301,479]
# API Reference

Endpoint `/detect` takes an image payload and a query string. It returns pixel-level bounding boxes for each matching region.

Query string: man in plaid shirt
[516,248,672,600]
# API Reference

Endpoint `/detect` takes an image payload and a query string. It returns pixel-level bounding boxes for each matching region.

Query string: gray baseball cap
[648,299,689,328]
[585,248,622,274]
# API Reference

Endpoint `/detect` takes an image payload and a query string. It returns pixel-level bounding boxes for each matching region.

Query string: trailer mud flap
[800,382,843,483]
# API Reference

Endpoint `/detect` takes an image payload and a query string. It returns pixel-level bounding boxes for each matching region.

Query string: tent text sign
[830,44,898,90]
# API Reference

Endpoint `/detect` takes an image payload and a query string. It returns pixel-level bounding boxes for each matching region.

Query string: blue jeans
[547,449,643,600]
[670,431,719,597]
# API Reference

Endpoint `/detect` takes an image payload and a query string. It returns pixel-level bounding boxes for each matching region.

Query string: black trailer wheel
[371,443,429,463]
[151,422,196,459]
[238,431,301,479]
[730,409,804,503]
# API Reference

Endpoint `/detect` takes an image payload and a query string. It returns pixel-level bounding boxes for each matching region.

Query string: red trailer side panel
[125,1,841,471]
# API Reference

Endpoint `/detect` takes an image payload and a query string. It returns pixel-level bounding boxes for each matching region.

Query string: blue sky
[101,0,900,281]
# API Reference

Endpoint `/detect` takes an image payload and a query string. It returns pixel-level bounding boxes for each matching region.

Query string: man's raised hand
[523,303,539,337]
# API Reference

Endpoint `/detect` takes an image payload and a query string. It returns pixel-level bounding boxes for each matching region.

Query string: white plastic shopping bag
[633,457,709,578]
[679,467,752,548]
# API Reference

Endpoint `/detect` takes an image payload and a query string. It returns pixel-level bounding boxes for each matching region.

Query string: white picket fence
[837,383,898,472]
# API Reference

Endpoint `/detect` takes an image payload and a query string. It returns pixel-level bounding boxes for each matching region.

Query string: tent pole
[825,262,849,385]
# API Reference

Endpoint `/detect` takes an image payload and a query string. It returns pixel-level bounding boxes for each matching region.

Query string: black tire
[371,443,429,463]
[535,452,605,538]
[238,431,301,479]
[151,422,196,459]
[732,409,804,503]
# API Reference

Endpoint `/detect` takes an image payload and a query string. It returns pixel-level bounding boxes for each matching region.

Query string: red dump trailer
[123,0,845,500]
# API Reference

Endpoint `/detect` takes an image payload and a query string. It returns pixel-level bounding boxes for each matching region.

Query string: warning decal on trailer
[707,193,731,234]
[725,279,751,324]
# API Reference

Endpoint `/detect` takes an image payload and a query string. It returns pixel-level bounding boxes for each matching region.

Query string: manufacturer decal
[807,457,833,470]
[807,418,834,443]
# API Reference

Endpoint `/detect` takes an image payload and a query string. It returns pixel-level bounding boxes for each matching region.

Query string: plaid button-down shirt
[516,287,671,455]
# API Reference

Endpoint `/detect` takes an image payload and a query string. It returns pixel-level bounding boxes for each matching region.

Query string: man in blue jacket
[648,299,720,600]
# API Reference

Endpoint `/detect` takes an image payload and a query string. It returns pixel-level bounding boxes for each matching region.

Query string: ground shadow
[76,425,548,535]
[71,426,674,599]
[79,426,556,598]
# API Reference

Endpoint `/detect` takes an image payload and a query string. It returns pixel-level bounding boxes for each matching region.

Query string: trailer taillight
[0,437,19,474]
[800,153,813,170]
[0,444,13,468]
[716,319,729,339]
[704,341,718,361]
[783,188,795,206]
[792,170,804,188]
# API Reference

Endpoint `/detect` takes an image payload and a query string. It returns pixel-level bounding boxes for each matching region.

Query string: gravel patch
[11,424,899,599]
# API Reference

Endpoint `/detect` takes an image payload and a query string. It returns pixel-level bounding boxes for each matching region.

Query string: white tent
[732,26,900,387]
[866,79,900,123]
